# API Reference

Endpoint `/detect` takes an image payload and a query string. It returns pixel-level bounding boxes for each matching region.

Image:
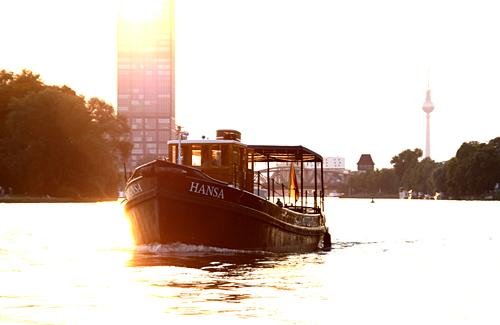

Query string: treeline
[0,70,131,198]
[348,138,500,200]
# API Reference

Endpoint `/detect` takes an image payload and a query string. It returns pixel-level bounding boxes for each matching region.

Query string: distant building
[357,154,375,172]
[305,156,345,170]
[325,157,345,169]
[117,0,176,171]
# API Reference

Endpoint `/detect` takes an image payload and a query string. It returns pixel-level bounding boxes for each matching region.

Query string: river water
[1,198,499,324]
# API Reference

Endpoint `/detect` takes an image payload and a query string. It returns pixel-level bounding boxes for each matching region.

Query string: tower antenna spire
[426,65,431,90]
[422,73,435,158]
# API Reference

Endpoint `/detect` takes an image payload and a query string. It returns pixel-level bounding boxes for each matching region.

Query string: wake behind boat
[124,129,331,253]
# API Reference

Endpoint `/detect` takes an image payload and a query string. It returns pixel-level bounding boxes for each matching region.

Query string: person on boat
[276,198,283,207]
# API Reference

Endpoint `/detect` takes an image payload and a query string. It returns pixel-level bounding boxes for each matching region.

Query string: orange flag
[289,162,299,203]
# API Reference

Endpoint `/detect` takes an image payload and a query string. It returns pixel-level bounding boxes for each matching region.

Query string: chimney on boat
[216,129,241,142]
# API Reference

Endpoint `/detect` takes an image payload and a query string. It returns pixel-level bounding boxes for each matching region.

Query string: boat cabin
[168,130,253,191]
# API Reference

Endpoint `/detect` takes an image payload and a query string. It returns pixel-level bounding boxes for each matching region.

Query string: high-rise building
[117,0,176,171]
[422,88,435,158]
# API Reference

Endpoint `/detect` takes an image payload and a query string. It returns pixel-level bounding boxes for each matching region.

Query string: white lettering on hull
[126,182,143,199]
[188,181,224,199]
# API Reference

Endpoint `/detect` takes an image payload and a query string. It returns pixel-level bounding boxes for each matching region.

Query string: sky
[2,0,500,170]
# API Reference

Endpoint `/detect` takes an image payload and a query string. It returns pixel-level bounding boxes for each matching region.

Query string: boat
[123,129,331,253]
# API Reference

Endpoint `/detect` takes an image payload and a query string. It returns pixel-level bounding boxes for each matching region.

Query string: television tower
[422,88,435,158]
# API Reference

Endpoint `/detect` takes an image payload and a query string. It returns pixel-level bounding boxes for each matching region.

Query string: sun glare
[119,0,163,23]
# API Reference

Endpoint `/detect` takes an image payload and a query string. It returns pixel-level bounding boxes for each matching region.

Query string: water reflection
[126,243,331,311]
[331,241,378,249]
[129,243,288,271]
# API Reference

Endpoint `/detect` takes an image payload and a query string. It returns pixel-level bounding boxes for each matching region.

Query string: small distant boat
[124,129,331,253]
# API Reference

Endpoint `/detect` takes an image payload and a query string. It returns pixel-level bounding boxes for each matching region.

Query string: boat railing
[284,204,322,215]
[254,170,323,212]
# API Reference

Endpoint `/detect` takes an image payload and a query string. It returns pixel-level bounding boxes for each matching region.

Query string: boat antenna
[177,126,182,164]
[176,126,189,164]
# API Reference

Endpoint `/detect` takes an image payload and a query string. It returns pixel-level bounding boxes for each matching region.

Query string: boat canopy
[247,145,323,163]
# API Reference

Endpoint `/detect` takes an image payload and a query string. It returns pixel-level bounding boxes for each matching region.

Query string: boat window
[191,145,202,166]
[170,145,177,163]
[211,145,222,167]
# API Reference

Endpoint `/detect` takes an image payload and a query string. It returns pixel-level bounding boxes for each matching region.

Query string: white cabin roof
[167,139,246,146]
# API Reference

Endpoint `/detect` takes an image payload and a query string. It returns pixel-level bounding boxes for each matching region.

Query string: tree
[390,148,423,188]
[432,162,447,193]
[348,138,499,199]
[0,70,132,198]
[5,88,93,195]
[86,98,132,165]
[376,168,399,194]
[347,168,398,197]
[442,139,500,198]
[412,158,438,194]
[0,70,44,123]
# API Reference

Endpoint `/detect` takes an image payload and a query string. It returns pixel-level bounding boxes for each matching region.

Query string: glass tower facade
[117,0,176,171]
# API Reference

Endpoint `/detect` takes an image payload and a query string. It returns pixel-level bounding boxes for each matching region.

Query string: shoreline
[0,196,120,203]
[2,194,497,203]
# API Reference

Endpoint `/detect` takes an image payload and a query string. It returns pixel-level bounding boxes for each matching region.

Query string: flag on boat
[289,162,299,203]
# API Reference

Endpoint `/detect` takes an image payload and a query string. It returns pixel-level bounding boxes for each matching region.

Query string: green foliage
[441,139,500,198]
[0,70,44,130]
[348,168,398,196]
[349,148,434,197]
[86,98,132,162]
[390,148,423,188]
[348,138,499,199]
[0,70,131,198]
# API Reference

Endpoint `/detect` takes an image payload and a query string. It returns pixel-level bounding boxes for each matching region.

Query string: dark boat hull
[124,161,328,253]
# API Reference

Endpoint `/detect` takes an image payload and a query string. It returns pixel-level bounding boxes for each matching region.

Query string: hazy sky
[2,0,499,169]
